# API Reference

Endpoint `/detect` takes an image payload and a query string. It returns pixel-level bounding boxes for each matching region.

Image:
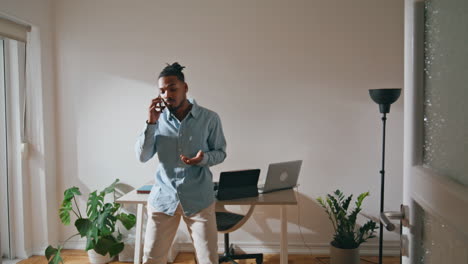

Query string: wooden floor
[18,249,400,264]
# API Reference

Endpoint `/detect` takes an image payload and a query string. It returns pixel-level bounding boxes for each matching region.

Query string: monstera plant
[45,179,136,264]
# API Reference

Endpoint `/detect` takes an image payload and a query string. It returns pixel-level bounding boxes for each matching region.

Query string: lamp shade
[369,88,401,113]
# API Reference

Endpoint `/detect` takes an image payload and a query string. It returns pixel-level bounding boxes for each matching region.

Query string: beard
[167,98,186,112]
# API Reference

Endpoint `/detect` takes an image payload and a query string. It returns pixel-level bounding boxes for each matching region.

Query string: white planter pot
[330,244,360,264]
[87,249,114,264]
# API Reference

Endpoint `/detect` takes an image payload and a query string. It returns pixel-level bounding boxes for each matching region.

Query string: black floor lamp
[369,88,401,264]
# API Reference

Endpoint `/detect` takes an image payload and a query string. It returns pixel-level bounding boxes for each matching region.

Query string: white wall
[53,0,404,254]
[0,0,58,257]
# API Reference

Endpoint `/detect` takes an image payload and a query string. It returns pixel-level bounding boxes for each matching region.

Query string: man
[135,62,227,264]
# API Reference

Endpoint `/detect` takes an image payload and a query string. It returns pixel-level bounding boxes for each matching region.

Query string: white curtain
[0,15,52,258]
[25,26,53,257]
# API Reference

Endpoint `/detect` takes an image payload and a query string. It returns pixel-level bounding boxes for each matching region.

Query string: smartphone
[156,95,167,113]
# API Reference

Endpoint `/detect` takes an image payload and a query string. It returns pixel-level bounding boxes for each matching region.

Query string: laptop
[215,169,260,200]
[258,160,303,193]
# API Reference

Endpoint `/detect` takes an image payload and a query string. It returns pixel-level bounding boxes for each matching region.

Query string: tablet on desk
[215,169,260,200]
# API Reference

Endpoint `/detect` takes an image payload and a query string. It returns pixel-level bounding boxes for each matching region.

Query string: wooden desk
[116,187,297,264]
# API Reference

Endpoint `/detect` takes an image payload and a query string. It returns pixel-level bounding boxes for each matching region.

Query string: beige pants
[142,202,218,264]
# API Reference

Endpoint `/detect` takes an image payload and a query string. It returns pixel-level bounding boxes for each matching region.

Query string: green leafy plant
[317,190,378,249]
[45,179,137,264]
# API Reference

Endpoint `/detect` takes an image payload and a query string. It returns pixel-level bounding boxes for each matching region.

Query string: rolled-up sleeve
[198,114,227,167]
[135,122,158,163]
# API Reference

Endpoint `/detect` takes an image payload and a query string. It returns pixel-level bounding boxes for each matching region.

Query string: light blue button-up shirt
[135,99,227,216]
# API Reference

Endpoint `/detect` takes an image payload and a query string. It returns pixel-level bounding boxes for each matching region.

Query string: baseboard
[178,241,401,256]
[59,239,400,259]
[57,239,86,250]
[32,244,51,256]
[1,259,24,264]
[60,239,179,263]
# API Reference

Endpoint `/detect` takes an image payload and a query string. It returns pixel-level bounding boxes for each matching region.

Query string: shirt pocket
[156,134,178,164]
[184,127,208,157]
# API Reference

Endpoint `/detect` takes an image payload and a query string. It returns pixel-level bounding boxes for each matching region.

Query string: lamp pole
[368,88,401,264]
[379,113,387,264]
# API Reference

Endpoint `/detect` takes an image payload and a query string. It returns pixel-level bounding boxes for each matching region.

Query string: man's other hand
[180,150,204,165]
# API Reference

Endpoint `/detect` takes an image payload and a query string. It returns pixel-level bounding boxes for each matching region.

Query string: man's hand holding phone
[147,96,166,124]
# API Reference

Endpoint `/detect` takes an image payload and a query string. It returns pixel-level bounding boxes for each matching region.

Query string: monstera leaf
[85,235,97,251]
[117,212,137,230]
[45,245,63,264]
[59,187,81,225]
[94,235,124,257]
[59,202,73,225]
[102,179,119,195]
[96,203,117,236]
[87,191,104,221]
[75,218,93,237]
[108,240,125,257]
[64,187,81,201]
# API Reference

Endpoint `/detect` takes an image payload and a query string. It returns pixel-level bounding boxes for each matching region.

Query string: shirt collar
[188,98,200,119]
[166,98,199,121]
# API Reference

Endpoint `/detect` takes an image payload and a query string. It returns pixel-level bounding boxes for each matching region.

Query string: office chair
[216,204,263,264]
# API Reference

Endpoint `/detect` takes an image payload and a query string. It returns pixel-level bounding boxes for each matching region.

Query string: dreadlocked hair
[158,62,186,82]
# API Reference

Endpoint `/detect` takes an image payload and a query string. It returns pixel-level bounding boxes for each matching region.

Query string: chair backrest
[215,204,256,234]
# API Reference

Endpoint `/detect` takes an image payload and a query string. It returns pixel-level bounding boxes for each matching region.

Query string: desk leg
[134,203,144,264]
[280,205,288,264]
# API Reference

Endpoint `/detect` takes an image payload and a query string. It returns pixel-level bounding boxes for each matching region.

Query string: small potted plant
[317,190,378,264]
[45,179,136,264]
